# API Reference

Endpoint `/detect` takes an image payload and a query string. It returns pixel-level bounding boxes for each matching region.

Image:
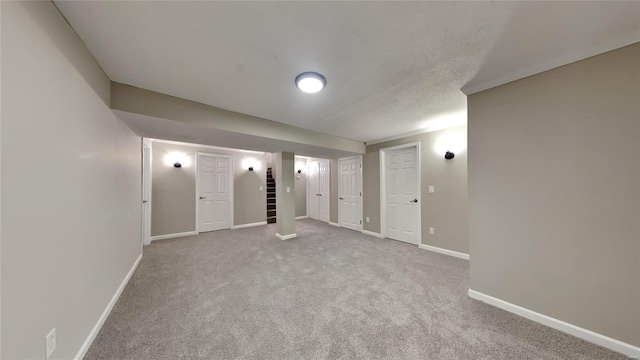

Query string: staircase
[266,167,276,223]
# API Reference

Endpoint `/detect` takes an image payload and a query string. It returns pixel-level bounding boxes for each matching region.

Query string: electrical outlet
[429,227,435,235]
[286,186,290,193]
[366,217,370,223]
[45,328,56,359]
[428,185,435,194]
[259,186,263,191]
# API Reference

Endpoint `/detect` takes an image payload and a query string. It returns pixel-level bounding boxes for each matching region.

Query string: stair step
[266,166,276,223]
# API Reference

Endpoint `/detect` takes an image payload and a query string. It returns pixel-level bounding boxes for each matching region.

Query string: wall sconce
[248,166,254,171]
[164,151,190,168]
[444,151,455,160]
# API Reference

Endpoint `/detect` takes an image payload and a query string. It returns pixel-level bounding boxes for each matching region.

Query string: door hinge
[360,164,362,168]
[360,192,362,196]
[360,220,362,224]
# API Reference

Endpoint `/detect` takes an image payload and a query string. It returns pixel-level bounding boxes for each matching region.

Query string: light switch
[429,227,435,235]
[366,217,370,223]
[428,186,435,194]
[286,186,290,193]
[259,186,263,191]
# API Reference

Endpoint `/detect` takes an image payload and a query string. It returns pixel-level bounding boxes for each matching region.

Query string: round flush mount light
[295,72,326,93]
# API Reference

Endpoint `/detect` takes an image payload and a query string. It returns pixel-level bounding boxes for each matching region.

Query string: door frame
[195,152,234,233]
[307,160,318,220]
[379,142,421,245]
[338,155,363,231]
[142,138,152,246]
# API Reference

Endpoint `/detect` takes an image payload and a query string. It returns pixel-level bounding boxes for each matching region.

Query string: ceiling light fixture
[295,72,326,93]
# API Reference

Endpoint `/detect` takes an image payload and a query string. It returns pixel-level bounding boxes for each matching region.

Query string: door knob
[200,196,205,200]
[339,197,344,200]
[411,199,418,203]
[142,200,148,203]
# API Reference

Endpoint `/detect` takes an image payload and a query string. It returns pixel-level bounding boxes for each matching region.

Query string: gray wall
[275,152,296,236]
[1,2,142,358]
[152,141,267,236]
[295,157,307,217]
[468,43,640,346]
[364,126,469,254]
[111,83,366,156]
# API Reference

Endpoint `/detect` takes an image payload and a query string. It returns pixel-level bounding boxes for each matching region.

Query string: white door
[142,144,151,245]
[385,147,419,244]
[339,157,362,230]
[308,159,330,222]
[197,154,231,232]
[308,161,320,220]
[318,160,330,222]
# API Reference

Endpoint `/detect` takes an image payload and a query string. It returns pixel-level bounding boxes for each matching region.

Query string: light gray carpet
[86,220,625,359]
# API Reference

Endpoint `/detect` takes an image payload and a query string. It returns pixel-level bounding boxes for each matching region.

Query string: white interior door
[385,147,419,244]
[142,144,151,245]
[308,161,320,220]
[339,157,362,230]
[318,160,330,222]
[197,154,231,232]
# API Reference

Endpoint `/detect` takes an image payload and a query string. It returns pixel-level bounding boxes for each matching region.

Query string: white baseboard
[468,289,640,358]
[150,231,197,242]
[74,253,142,360]
[276,233,297,240]
[231,221,267,229]
[419,244,469,260]
[329,222,340,227]
[361,229,384,238]
[295,215,309,220]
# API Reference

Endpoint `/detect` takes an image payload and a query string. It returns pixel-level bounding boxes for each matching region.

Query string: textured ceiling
[55,1,640,143]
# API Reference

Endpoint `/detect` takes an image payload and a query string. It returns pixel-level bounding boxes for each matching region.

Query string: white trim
[366,120,467,145]
[361,229,384,238]
[195,152,234,233]
[74,253,143,360]
[379,142,422,245]
[151,138,265,155]
[305,160,310,220]
[461,33,640,95]
[295,216,309,220]
[276,232,297,240]
[468,289,640,358]
[419,244,469,260]
[231,221,267,229]
[150,231,198,242]
[329,222,340,227]
[337,155,364,231]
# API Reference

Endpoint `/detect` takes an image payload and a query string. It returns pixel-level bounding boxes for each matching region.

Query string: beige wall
[364,126,469,254]
[468,43,640,346]
[1,2,142,358]
[151,141,267,236]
